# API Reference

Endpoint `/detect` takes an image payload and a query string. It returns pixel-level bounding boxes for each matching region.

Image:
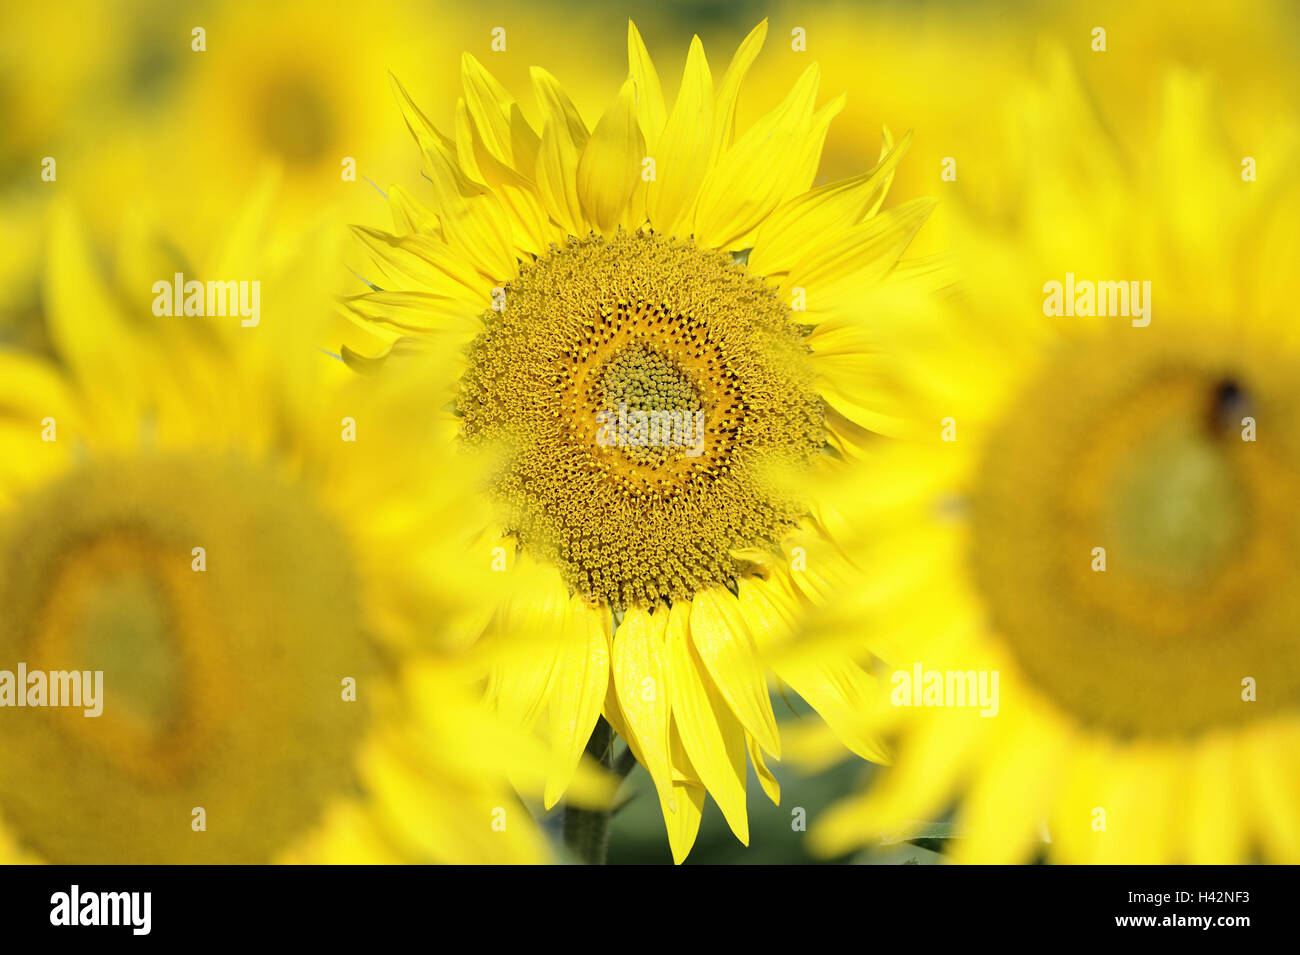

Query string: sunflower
[760,0,1300,204]
[344,19,939,862]
[0,194,589,864]
[806,54,1300,864]
[13,0,472,271]
[168,0,405,219]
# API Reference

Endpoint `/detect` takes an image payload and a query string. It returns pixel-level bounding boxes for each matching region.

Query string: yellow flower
[3,0,390,347]
[0,1,124,184]
[0,193,573,864]
[807,54,1300,864]
[346,19,937,862]
[752,0,1300,260]
[166,0,440,229]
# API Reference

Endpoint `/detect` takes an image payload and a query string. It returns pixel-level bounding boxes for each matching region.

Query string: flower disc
[970,330,1300,737]
[459,231,825,611]
[0,454,377,863]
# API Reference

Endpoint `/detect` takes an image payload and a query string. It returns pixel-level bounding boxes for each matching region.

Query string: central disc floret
[599,344,704,467]
[459,231,825,611]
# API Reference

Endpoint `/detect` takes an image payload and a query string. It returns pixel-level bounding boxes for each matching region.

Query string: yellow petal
[1185,733,1246,863]
[576,77,646,236]
[485,645,562,737]
[627,21,666,150]
[709,19,768,165]
[611,605,675,808]
[545,596,613,809]
[461,52,517,167]
[646,35,714,237]
[748,128,912,276]
[363,732,548,864]
[693,63,821,250]
[947,722,1058,864]
[784,91,845,201]
[807,321,914,436]
[664,730,707,864]
[0,349,80,429]
[666,601,750,843]
[811,712,981,856]
[0,351,78,498]
[338,290,479,337]
[44,202,156,421]
[421,142,516,278]
[387,183,440,236]
[207,171,278,277]
[688,588,780,757]
[601,647,631,743]
[747,733,781,805]
[770,655,890,766]
[530,67,591,234]
[451,95,486,182]
[458,104,556,257]
[485,560,572,731]
[349,226,491,304]
[530,67,589,151]
[783,196,936,312]
[536,119,588,235]
[1245,724,1300,863]
[863,125,905,219]
[390,75,516,278]
[508,104,542,179]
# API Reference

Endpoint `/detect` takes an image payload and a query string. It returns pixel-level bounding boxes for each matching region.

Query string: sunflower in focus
[345,19,940,862]
[0,194,572,864]
[807,54,1300,864]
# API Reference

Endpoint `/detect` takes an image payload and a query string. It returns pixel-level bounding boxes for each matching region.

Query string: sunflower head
[347,19,936,862]
[458,228,826,613]
[806,54,1300,865]
[0,197,572,864]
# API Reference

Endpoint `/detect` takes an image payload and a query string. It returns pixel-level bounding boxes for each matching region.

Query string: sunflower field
[2,0,1298,892]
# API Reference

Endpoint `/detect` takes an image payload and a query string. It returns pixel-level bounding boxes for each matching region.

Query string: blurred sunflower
[5,1,502,363]
[0,1,122,186]
[0,192,590,864]
[807,53,1300,864]
[0,0,135,348]
[346,19,941,862]
[754,0,1300,259]
[131,0,458,239]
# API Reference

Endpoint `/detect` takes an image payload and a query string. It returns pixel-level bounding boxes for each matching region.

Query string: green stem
[613,743,640,779]
[563,717,614,865]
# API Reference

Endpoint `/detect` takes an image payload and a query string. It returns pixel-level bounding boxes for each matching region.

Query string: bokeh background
[4,0,1298,863]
